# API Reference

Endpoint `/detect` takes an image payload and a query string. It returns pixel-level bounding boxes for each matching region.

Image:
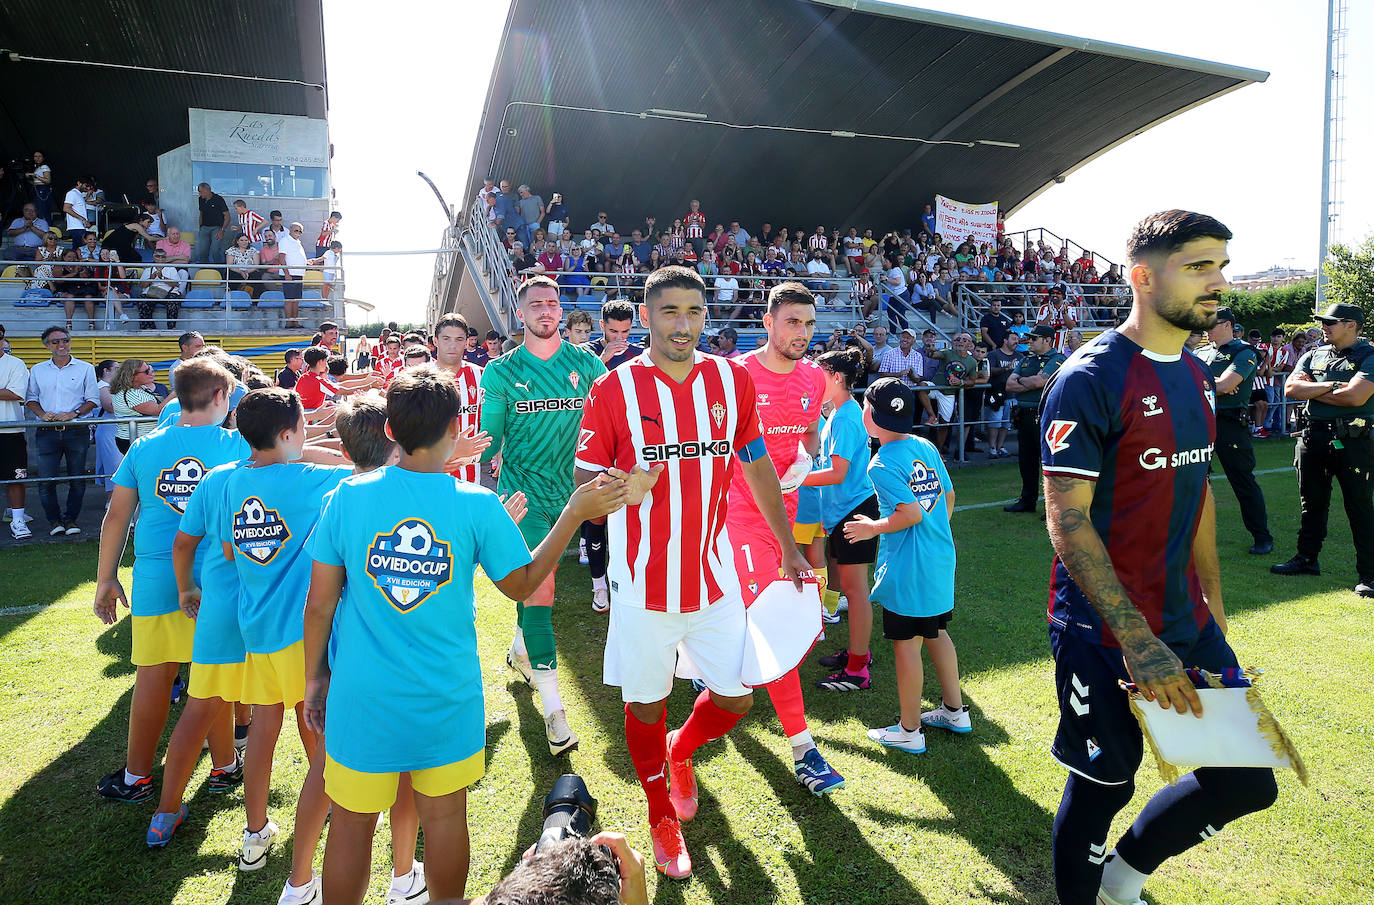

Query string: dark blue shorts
[1049,619,1237,785]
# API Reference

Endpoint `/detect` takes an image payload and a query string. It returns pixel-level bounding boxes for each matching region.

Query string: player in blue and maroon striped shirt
[1039,211,1279,905]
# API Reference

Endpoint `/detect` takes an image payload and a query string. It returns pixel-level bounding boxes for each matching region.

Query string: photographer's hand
[589,832,648,905]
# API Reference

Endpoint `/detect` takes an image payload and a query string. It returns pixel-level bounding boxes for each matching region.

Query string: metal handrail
[0,255,344,331]
[953,280,1131,334]
[1000,227,1120,275]
[460,207,522,335]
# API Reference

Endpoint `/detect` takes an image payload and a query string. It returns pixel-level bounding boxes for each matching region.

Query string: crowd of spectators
[3,153,341,331]
[478,176,1131,343]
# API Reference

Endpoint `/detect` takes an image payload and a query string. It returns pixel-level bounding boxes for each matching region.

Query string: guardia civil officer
[1271,303,1374,597]
[1198,307,1272,554]
[1004,324,1066,514]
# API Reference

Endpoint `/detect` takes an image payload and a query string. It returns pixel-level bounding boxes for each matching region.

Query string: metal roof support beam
[844,46,1073,226]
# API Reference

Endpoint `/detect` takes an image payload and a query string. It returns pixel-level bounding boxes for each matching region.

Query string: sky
[322,0,1371,327]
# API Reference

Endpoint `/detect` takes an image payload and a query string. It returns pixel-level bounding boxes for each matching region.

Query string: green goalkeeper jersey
[479,340,607,513]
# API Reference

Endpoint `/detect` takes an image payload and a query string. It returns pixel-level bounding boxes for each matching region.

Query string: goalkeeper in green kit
[480,276,607,755]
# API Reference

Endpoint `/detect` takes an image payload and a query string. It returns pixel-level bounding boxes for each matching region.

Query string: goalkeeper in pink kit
[723,281,844,795]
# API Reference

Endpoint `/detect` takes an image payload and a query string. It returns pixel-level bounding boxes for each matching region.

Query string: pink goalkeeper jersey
[726,350,826,530]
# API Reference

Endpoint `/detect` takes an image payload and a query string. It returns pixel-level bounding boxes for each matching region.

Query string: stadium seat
[300,290,326,309]
[256,290,285,309]
[183,231,195,246]
[303,270,324,288]
[191,268,226,298]
[138,248,153,263]
[180,289,220,309]
[16,288,53,307]
[0,265,25,283]
[227,290,254,309]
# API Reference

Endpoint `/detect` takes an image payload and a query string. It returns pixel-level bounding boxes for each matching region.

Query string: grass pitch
[1,439,1371,904]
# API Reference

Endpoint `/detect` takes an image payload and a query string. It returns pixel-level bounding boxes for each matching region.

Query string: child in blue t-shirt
[222,387,350,878]
[94,358,249,804]
[802,348,879,692]
[302,365,630,903]
[844,378,970,755]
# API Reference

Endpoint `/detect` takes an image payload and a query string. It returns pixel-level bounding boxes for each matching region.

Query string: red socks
[670,690,745,762]
[846,650,871,674]
[764,666,808,738]
[624,704,673,826]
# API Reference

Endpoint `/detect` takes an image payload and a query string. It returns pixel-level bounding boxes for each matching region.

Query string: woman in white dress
[93,359,121,508]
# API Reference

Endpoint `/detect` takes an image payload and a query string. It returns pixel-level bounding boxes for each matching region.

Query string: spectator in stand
[842,227,865,274]
[805,248,833,304]
[928,332,978,451]
[6,202,48,260]
[311,240,343,299]
[808,226,835,270]
[109,358,165,453]
[0,327,31,539]
[316,211,342,257]
[26,150,53,222]
[138,178,165,236]
[278,222,310,327]
[728,220,751,249]
[25,325,98,535]
[536,241,565,277]
[850,267,878,319]
[476,176,498,209]
[684,199,707,256]
[1247,328,1272,437]
[230,200,265,247]
[168,331,205,392]
[195,182,230,264]
[103,212,158,268]
[52,249,96,331]
[979,296,1013,348]
[263,210,286,245]
[63,175,95,249]
[545,192,568,237]
[1064,330,1085,356]
[920,203,937,237]
[258,236,285,295]
[712,269,741,323]
[226,233,263,297]
[276,350,304,389]
[515,186,544,249]
[140,250,183,330]
[1010,310,1030,353]
[985,332,1019,458]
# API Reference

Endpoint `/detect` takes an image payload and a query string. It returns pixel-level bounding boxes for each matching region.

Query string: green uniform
[1294,339,1374,420]
[479,341,607,545]
[1011,351,1066,405]
[1200,339,1258,409]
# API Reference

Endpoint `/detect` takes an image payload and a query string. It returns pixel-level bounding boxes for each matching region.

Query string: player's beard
[526,320,559,340]
[1158,292,1221,333]
[660,333,696,362]
[771,335,807,361]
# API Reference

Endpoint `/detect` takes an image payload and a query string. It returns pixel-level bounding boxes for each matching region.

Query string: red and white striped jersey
[576,352,765,613]
[808,233,828,251]
[373,354,403,386]
[1252,341,1271,390]
[317,218,338,248]
[446,360,484,483]
[239,209,265,244]
[685,211,706,239]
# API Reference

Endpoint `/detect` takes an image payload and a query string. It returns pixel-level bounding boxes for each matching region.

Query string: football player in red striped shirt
[433,313,490,482]
[575,266,809,879]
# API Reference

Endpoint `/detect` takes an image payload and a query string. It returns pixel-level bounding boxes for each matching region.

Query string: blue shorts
[1049,619,1236,785]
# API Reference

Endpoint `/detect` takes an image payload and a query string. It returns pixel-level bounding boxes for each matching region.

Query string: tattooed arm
[1044,473,1204,716]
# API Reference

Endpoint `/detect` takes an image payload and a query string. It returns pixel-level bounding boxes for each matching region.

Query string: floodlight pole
[1316,0,1343,306]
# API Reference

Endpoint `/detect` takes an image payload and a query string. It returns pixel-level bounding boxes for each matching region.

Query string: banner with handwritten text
[934,195,999,246]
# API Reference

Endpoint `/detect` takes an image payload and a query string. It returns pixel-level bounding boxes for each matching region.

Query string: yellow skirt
[131,611,195,667]
[240,640,306,707]
[793,520,824,545]
[189,660,245,702]
[324,749,485,814]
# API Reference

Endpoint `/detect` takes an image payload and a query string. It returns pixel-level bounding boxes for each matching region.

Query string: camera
[534,773,599,854]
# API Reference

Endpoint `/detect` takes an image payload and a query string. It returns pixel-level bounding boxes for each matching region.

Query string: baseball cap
[1213,306,1237,325]
[865,378,915,433]
[899,328,917,338]
[1029,325,1056,340]
[1314,302,1365,325]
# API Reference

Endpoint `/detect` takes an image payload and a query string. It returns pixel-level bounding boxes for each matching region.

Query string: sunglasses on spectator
[139,366,154,375]
[48,336,70,344]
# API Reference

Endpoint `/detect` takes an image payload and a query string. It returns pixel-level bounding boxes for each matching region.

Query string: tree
[1323,233,1374,337]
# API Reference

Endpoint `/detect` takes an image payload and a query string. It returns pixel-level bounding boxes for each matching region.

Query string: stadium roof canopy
[468,0,1266,234]
[0,1,327,203]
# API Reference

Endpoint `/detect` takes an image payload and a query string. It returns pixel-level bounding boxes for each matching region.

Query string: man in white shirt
[63,175,95,249]
[278,221,310,327]
[0,324,32,538]
[804,250,833,305]
[25,325,98,535]
[712,272,740,322]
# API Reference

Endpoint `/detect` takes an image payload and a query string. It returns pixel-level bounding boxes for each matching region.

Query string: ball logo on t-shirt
[943,360,968,383]
[156,457,206,513]
[232,496,291,564]
[366,518,454,613]
[908,462,944,512]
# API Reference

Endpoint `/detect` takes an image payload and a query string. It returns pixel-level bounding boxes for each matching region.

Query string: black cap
[1214,306,1236,325]
[1029,325,1056,340]
[1314,302,1365,325]
[865,378,915,433]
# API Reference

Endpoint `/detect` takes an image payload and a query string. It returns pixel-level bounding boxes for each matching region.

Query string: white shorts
[604,594,750,703]
[929,389,955,422]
